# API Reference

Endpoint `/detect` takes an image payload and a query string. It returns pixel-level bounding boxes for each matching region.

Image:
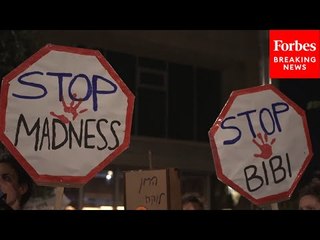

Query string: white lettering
[283,64,307,70]
[273,57,316,63]
[273,40,317,52]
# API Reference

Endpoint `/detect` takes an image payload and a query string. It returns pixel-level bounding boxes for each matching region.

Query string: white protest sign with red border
[208,84,313,205]
[0,44,134,186]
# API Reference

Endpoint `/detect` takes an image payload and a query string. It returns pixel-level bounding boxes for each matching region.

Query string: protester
[298,176,320,210]
[0,148,34,210]
[182,193,204,210]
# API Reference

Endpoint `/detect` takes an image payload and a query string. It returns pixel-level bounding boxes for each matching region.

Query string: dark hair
[299,177,320,201]
[182,194,204,210]
[0,151,34,208]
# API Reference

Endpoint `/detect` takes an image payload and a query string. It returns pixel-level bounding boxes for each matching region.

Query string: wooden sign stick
[270,202,279,210]
[54,186,65,210]
[148,150,153,170]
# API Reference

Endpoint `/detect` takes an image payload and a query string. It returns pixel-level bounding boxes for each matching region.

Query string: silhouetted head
[0,150,34,209]
[182,194,204,210]
[299,175,320,210]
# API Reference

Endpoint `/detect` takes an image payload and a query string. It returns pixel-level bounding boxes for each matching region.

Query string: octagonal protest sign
[0,44,134,186]
[208,84,313,206]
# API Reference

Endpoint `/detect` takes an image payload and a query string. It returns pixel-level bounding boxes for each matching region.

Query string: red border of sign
[208,84,313,206]
[0,44,135,186]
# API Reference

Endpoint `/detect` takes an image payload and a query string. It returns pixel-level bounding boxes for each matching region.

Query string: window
[168,63,194,140]
[196,68,221,141]
[136,57,168,137]
[88,49,221,142]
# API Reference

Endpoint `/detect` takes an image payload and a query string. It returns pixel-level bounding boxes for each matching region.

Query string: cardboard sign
[124,168,181,210]
[208,84,313,205]
[0,44,135,186]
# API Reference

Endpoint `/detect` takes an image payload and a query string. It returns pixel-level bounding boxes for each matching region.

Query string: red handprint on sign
[50,93,88,124]
[252,132,276,159]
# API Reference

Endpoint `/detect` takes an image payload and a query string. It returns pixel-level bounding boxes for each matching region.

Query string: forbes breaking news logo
[269,30,320,79]
[273,40,316,71]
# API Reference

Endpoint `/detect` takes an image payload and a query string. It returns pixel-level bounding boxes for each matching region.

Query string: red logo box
[270,30,320,79]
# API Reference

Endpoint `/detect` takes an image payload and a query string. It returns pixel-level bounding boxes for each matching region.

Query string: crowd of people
[1,141,320,210]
